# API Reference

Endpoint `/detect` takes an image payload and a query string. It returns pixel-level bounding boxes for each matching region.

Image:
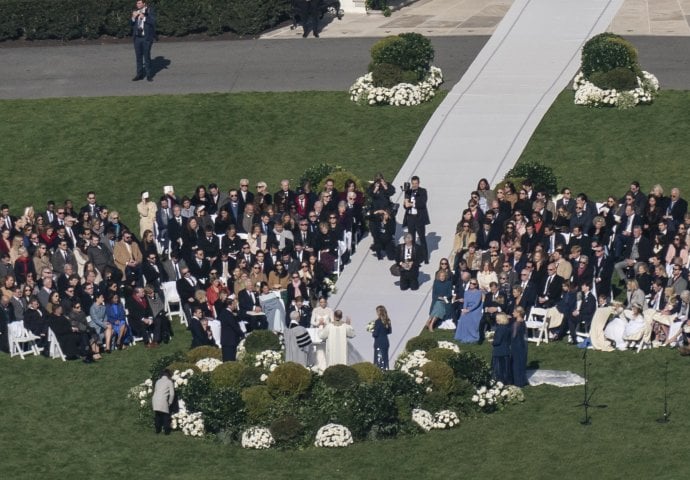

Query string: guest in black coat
[218,297,244,362]
[402,176,430,264]
[567,283,597,344]
[287,296,311,328]
[396,233,422,291]
[510,307,528,387]
[189,307,216,349]
[47,304,81,359]
[237,282,268,331]
[491,313,511,384]
[369,209,396,261]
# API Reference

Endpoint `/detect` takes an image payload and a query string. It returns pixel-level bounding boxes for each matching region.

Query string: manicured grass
[0,92,444,227]
[1,328,688,479]
[518,90,690,199]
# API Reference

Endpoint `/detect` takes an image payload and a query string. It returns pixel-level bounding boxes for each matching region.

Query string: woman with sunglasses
[425,269,452,332]
[451,221,476,270]
[454,277,484,343]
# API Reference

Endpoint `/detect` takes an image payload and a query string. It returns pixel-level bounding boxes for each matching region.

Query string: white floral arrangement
[432,410,460,429]
[309,364,325,376]
[349,66,443,107]
[241,426,275,449]
[411,408,434,432]
[195,357,222,373]
[171,368,195,388]
[366,320,375,333]
[322,277,337,294]
[394,349,430,378]
[472,381,506,411]
[314,423,354,448]
[572,70,659,108]
[437,340,460,353]
[236,338,247,361]
[254,350,283,372]
[171,405,205,437]
[500,384,525,403]
[128,378,153,407]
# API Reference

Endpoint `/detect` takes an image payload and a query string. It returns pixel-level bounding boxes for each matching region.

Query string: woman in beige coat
[152,369,175,435]
[137,191,158,239]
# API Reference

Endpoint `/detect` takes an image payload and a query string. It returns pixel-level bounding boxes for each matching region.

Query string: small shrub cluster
[244,330,281,354]
[322,365,359,391]
[405,335,438,353]
[266,362,312,396]
[185,346,221,363]
[505,161,558,196]
[581,33,641,79]
[298,163,343,189]
[369,33,435,86]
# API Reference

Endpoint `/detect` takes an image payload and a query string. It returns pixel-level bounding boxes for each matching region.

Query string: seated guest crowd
[422,178,690,362]
[0,176,370,362]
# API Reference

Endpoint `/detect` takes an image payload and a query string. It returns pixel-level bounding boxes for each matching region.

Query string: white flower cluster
[349,66,444,107]
[171,408,205,437]
[195,357,222,373]
[471,381,505,409]
[411,408,434,432]
[572,70,659,108]
[254,350,283,372]
[500,384,525,403]
[432,410,460,429]
[366,320,375,333]
[437,340,460,353]
[309,364,325,376]
[322,277,337,294]
[171,369,194,388]
[128,378,153,407]
[314,423,354,448]
[236,339,247,361]
[241,426,275,449]
[394,349,430,378]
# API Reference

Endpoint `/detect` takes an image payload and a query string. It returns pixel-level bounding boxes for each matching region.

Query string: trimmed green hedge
[0,0,291,41]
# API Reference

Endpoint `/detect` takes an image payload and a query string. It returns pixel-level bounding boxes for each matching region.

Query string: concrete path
[328,0,625,364]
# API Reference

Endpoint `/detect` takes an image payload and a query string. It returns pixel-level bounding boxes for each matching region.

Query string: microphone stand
[656,360,670,424]
[575,347,607,425]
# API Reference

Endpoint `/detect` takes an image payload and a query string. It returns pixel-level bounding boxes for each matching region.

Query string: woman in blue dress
[491,313,511,384]
[454,279,484,343]
[510,306,528,387]
[372,305,392,370]
[425,268,453,332]
[105,293,129,350]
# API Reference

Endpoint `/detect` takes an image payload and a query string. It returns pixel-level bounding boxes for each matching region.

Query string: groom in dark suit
[131,0,156,81]
[403,176,430,264]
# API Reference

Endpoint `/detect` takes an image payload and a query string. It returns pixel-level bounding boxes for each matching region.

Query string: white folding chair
[162,281,186,326]
[47,327,66,361]
[525,307,549,345]
[8,322,43,359]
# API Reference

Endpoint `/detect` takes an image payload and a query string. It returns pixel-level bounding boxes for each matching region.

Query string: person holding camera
[403,176,430,264]
[367,173,396,212]
[369,209,396,260]
[131,0,156,82]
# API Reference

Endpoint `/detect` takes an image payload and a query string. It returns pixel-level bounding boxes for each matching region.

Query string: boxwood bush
[244,330,281,354]
[369,33,435,81]
[185,345,221,363]
[581,32,641,79]
[266,362,312,397]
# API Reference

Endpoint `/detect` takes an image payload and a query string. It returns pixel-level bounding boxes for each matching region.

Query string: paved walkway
[329,0,625,363]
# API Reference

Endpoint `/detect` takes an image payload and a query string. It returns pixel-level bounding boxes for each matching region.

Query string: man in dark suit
[125,287,161,346]
[591,243,613,299]
[570,193,596,232]
[156,196,172,250]
[79,191,102,220]
[541,224,566,255]
[479,282,505,344]
[403,176,430,264]
[162,252,186,282]
[0,204,17,234]
[287,296,312,328]
[167,205,187,254]
[556,187,576,215]
[130,0,156,81]
[274,179,296,215]
[238,282,268,331]
[176,267,199,323]
[517,269,537,310]
[296,0,323,38]
[212,252,236,286]
[536,263,563,308]
[567,282,596,344]
[396,233,421,291]
[614,225,651,282]
[236,179,254,213]
[197,227,221,264]
[142,252,166,290]
[188,249,211,284]
[664,187,688,229]
[218,296,244,362]
[207,183,227,216]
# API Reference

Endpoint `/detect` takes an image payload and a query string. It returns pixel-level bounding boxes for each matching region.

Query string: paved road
[0,36,688,99]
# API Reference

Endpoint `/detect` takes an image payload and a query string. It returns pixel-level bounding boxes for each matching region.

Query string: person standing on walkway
[403,176,430,264]
[152,369,175,435]
[131,0,156,81]
[298,0,322,38]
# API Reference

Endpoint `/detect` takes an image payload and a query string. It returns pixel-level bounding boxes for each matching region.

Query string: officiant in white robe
[318,309,355,367]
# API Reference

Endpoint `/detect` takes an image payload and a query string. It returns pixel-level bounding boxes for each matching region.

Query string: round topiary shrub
[239,365,264,388]
[581,33,640,78]
[322,364,360,391]
[211,361,247,389]
[370,32,435,79]
[266,362,312,397]
[351,362,384,384]
[244,330,281,354]
[588,66,638,90]
[447,352,492,387]
[241,385,274,422]
[149,351,185,379]
[505,161,558,196]
[421,389,449,413]
[369,63,417,88]
[405,335,438,353]
[421,360,455,393]
[426,347,457,365]
[166,361,201,375]
[185,346,222,363]
[269,415,305,445]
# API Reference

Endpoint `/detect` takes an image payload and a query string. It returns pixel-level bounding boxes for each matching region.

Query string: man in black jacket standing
[131,0,156,81]
[403,176,430,264]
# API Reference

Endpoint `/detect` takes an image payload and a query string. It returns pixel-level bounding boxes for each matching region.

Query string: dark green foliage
[421,361,455,393]
[589,67,639,91]
[177,372,213,412]
[421,389,449,413]
[238,365,264,388]
[322,364,360,391]
[370,63,418,87]
[369,33,435,80]
[185,346,221,363]
[505,161,558,195]
[298,163,343,189]
[241,385,273,422]
[266,362,312,396]
[244,330,281,353]
[196,387,245,435]
[405,335,438,352]
[210,361,247,388]
[581,33,641,78]
[446,352,492,387]
[166,361,201,375]
[426,347,457,365]
[149,351,185,379]
[315,170,367,195]
[351,362,384,384]
[446,378,477,417]
[269,415,304,447]
[0,0,291,41]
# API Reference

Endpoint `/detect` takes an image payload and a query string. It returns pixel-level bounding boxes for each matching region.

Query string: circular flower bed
[572,70,659,108]
[349,66,444,106]
[314,423,354,448]
[241,426,275,449]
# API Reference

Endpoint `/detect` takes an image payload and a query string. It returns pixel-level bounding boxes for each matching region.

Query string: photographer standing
[367,173,396,212]
[131,1,156,82]
[403,176,430,264]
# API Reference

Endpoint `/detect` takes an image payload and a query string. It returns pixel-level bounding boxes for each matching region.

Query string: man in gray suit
[51,239,77,273]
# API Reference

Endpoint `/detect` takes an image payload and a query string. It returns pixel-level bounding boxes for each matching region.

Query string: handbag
[390,263,401,277]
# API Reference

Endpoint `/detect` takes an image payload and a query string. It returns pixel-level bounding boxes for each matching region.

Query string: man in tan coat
[113,230,143,279]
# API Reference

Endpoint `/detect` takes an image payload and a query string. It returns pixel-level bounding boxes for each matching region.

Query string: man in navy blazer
[567,283,596,344]
[131,0,156,81]
[403,176,430,264]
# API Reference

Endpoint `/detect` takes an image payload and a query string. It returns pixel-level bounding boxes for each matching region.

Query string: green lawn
[0,92,444,227]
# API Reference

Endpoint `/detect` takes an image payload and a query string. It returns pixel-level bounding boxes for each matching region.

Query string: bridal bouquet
[241,426,275,449]
[254,350,283,372]
[432,410,460,429]
[195,357,222,372]
[437,340,460,353]
[411,408,434,432]
[314,424,354,448]
[366,320,375,333]
[171,368,195,388]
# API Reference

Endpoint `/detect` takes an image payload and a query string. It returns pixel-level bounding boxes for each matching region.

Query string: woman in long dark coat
[510,306,528,387]
[491,313,511,384]
[372,305,392,370]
